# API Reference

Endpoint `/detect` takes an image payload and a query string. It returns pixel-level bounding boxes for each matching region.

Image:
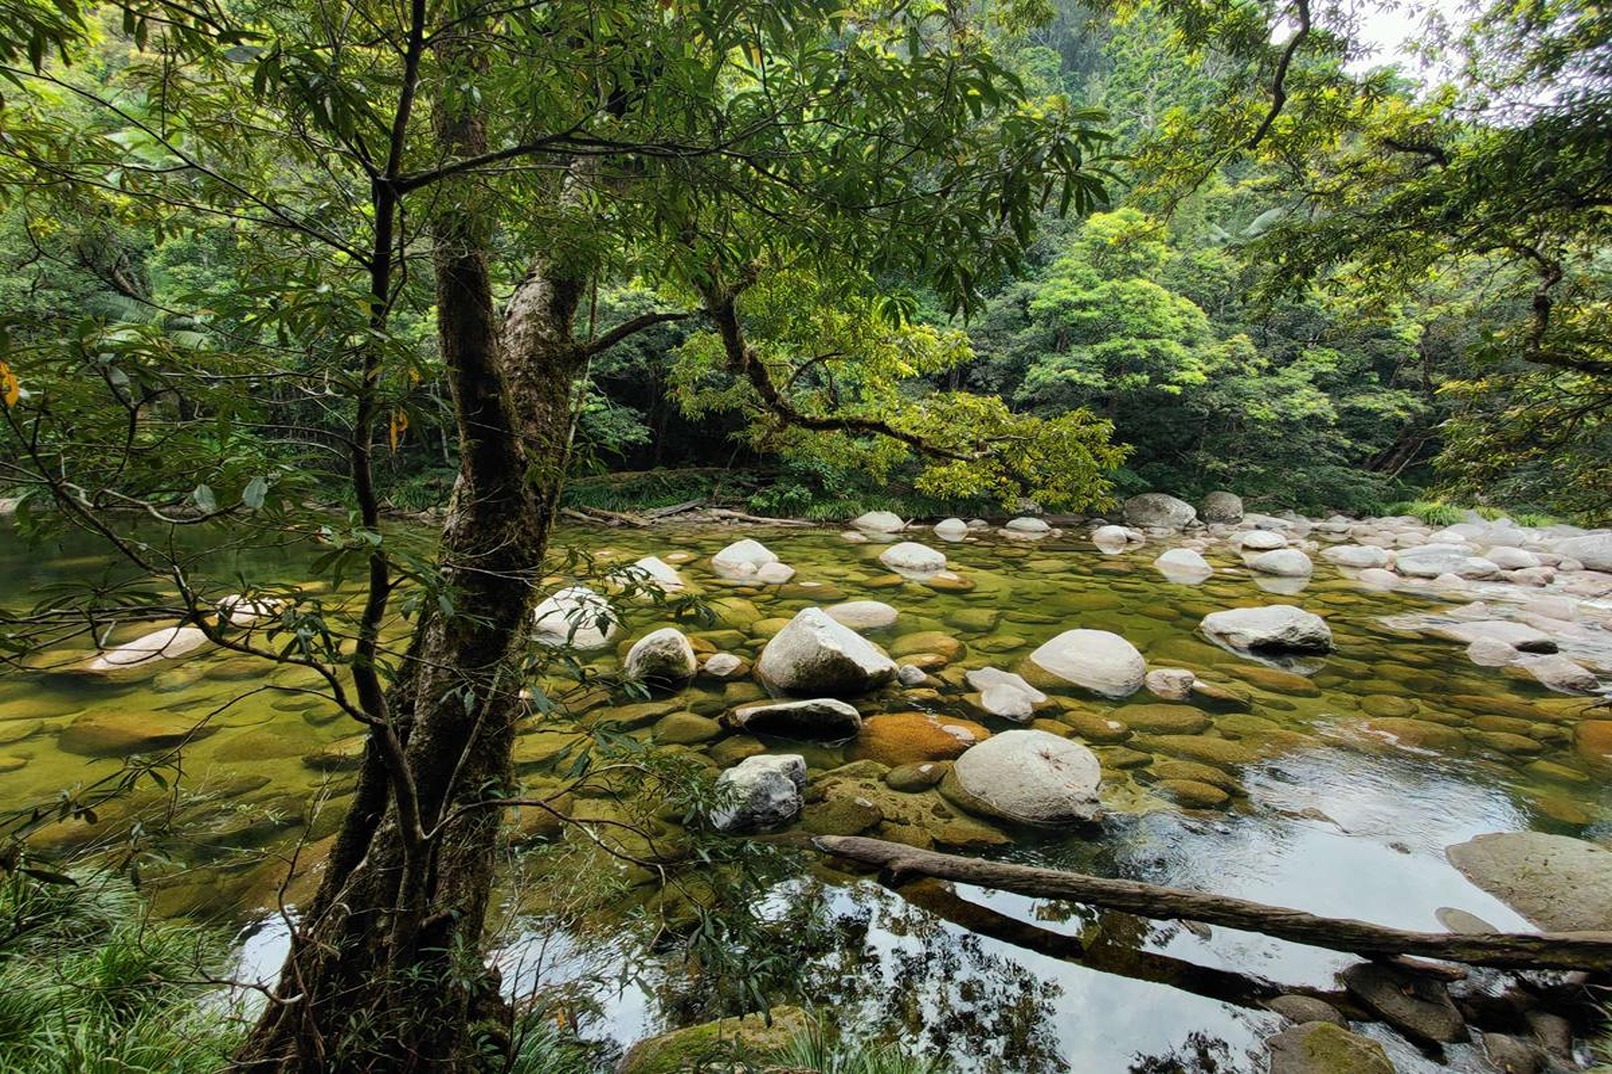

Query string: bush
[1384,499,1467,526]
[779,1021,952,1074]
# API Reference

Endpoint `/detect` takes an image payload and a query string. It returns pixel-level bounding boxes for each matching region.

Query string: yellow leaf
[0,361,18,407]
[388,408,408,450]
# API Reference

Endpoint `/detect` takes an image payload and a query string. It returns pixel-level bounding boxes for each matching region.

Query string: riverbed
[1,516,1607,1072]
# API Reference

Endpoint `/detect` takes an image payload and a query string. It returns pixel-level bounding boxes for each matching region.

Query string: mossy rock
[1358,694,1418,718]
[1265,1020,1393,1074]
[1213,713,1281,738]
[800,797,883,836]
[889,631,966,662]
[1156,778,1230,809]
[1470,713,1534,736]
[619,1007,812,1074]
[512,730,589,773]
[579,699,679,730]
[690,629,749,650]
[947,608,1001,632]
[58,710,220,757]
[1055,707,1133,744]
[1112,703,1213,735]
[1525,758,1589,784]
[1133,734,1259,769]
[302,733,368,772]
[707,734,767,767]
[0,719,43,746]
[654,712,722,745]
[845,713,989,767]
[1097,746,1152,769]
[1469,730,1545,756]
[1224,665,1322,697]
[1187,680,1254,713]
[1149,759,1244,794]
[1360,718,1467,752]
[886,761,947,792]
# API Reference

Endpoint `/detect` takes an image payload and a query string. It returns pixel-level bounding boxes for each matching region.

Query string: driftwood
[641,498,706,519]
[708,507,815,527]
[815,835,1612,973]
[560,505,650,527]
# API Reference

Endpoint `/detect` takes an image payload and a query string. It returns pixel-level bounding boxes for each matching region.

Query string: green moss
[618,1007,810,1074]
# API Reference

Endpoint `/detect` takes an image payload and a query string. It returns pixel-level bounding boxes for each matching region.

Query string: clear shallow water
[1,519,1606,1071]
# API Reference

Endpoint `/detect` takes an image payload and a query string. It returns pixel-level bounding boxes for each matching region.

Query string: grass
[779,1021,953,1074]
[0,872,241,1074]
[1384,499,1468,527]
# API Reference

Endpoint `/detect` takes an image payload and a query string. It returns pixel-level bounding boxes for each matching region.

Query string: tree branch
[1246,0,1311,150]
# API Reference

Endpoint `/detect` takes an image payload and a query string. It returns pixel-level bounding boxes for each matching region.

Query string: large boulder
[623,627,698,685]
[933,517,969,541]
[1200,605,1333,654]
[711,754,807,832]
[877,541,947,574]
[82,625,211,674]
[1249,548,1314,578]
[1004,517,1052,535]
[1123,493,1197,529]
[1265,1022,1393,1074]
[1446,832,1612,931]
[1554,533,1612,572]
[710,538,778,579]
[851,510,905,533]
[1200,490,1243,524]
[727,698,862,740]
[755,608,898,696]
[1092,524,1145,551]
[532,586,617,650]
[940,729,1101,825]
[1026,629,1146,697]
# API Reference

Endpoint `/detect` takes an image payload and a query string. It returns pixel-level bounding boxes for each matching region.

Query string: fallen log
[560,505,650,527]
[708,508,815,527]
[642,498,706,520]
[814,835,1612,972]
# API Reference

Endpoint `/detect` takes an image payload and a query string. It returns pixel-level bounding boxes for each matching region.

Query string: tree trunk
[236,60,592,1074]
[817,836,1612,972]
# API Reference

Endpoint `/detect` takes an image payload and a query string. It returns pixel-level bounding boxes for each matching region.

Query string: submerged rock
[82,625,211,674]
[1092,524,1144,551]
[755,608,898,696]
[1200,605,1333,655]
[711,754,806,832]
[1265,1022,1393,1074]
[1236,529,1287,551]
[727,698,862,740]
[1144,667,1196,701]
[1446,831,1612,931]
[1026,629,1146,698]
[623,627,698,685]
[940,729,1101,825]
[59,710,220,756]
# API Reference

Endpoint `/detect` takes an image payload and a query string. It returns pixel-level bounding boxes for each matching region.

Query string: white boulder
[712,754,807,832]
[624,627,698,684]
[851,511,905,533]
[1123,493,1197,529]
[1200,605,1333,654]
[1249,549,1314,578]
[825,600,899,630]
[1321,545,1390,569]
[941,730,1102,825]
[878,541,947,574]
[755,608,899,696]
[84,625,211,673]
[1026,629,1146,698]
[532,586,617,650]
[711,538,779,579]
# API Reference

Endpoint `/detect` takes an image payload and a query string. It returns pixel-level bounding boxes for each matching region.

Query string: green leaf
[192,484,217,512]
